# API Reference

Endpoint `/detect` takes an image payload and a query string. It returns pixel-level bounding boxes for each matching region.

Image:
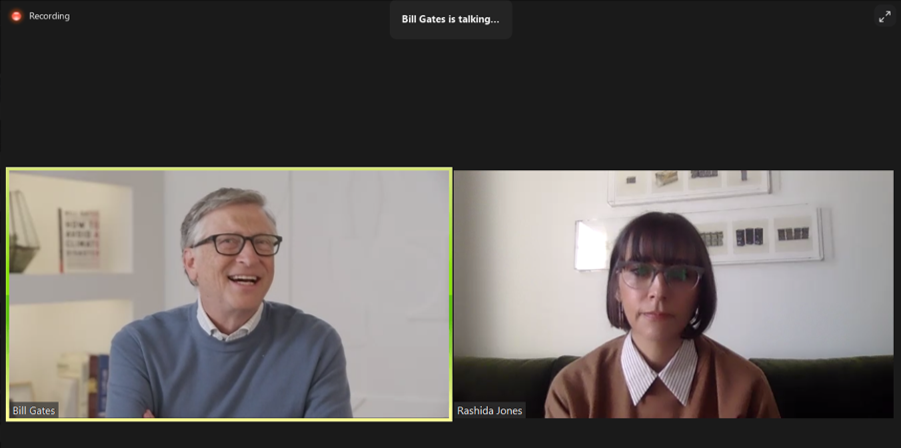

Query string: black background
[389,1,514,40]
[1,0,897,442]
[1,1,898,160]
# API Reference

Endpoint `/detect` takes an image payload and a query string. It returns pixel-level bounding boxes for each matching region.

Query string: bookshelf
[7,170,166,416]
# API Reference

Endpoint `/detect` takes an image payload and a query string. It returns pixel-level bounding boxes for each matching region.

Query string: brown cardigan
[545,335,781,418]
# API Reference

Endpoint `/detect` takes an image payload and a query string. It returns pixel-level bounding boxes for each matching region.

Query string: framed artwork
[575,204,824,271]
[607,170,772,206]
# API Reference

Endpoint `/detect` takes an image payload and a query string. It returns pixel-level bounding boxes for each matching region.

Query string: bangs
[616,214,703,266]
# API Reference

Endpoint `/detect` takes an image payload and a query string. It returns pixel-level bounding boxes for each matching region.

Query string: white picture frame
[607,170,772,207]
[575,204,824,271]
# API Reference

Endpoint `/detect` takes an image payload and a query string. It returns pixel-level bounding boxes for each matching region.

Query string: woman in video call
[545,212,780,418]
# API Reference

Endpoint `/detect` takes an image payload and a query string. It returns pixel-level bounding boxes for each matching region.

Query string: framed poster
[575,204,824,271]
[607,170,772,206]
[59,209,101,272]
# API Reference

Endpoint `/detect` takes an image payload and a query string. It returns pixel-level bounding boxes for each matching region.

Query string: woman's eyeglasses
[614,261,704,292]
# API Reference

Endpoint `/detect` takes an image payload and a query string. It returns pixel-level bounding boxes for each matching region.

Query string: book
[97,354,110,417]
[88,354,99,418]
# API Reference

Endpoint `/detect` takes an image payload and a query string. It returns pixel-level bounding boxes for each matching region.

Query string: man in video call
[105,188,353,418]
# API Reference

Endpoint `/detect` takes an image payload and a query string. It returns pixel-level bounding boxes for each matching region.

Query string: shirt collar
[620,332,698,406]
[196,295,264,342]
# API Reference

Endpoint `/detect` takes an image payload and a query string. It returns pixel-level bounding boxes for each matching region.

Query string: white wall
[163,170,450,417]
[453,170,893,360]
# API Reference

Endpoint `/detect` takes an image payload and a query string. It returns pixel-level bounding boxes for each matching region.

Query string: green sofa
[454,354,893,418]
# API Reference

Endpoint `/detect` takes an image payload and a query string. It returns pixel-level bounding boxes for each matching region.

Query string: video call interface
[1,0,895,438]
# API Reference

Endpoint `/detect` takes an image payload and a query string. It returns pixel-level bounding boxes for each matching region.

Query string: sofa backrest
[750,355,893,418]
[453,356,573,418]
[454,354,893,418]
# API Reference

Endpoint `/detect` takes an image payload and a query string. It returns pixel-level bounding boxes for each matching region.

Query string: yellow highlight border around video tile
[6,167,453,422]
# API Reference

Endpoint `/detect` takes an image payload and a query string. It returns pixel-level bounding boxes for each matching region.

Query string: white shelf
[8,274,139,306]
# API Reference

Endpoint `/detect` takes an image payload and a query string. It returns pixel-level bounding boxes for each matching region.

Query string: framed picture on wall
[575,204,824,271]
[607,170,772,206]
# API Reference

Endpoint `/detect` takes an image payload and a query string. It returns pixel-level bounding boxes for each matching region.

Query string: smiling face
[183,203,277,315]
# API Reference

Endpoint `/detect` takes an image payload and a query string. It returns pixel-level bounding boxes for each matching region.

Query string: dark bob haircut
[606,211,717,339]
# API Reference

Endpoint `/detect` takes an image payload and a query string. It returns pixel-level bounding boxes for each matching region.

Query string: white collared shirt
[620,332,698,406]
[196,297,264,342]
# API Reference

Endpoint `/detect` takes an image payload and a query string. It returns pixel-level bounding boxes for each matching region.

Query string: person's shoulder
[265,301,342,342]
[700,335,768,382]
[113,303,194,345]
[551,335,625,388]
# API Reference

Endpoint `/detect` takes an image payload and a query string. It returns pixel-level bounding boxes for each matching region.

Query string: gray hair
[181,188,277,285]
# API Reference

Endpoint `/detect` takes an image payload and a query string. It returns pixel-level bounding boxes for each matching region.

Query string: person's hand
[143,410,154,418]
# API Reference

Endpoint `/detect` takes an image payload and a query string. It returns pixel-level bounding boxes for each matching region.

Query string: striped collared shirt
[196,297,264,342]
[620,332,698,406]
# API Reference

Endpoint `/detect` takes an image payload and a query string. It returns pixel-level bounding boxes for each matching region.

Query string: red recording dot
[11,9,23,22]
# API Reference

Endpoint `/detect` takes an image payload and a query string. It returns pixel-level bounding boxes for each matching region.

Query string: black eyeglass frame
[613,260,705,291]
[191,233,284,256]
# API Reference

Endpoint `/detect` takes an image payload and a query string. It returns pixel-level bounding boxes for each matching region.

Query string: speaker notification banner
[390,1,513,40]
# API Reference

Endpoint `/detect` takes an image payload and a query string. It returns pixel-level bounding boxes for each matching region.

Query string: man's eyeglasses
[614,261,704,292]
[192,233,283,256]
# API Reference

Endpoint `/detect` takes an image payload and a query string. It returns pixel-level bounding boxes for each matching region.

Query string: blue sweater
[105,301,353,418]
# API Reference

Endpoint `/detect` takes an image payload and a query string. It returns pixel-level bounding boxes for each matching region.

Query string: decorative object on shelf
[574,204,825,270]
[10,381,35,402]
[59,209,101,272]
[58,352,90,418]
[9,190,41,273]
[55,377,79,418]
[607,170,772,206]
